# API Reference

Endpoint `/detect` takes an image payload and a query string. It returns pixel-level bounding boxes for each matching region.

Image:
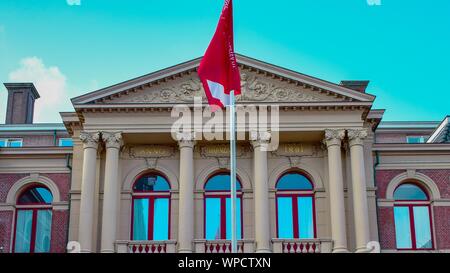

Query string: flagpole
[230,90,237,253]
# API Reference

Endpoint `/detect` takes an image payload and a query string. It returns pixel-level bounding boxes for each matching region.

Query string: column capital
[250,130,271,150]
[176,131,196,149]
[102,131,123,149]
[80,131,100,149]
[347,129,368,147]
[324,129,345,147]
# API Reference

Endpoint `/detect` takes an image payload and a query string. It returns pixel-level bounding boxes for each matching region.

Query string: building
[0,55,449,253]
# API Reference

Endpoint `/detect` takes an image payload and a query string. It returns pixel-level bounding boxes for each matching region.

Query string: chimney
[340,80,370,93]
[4,83,40,124]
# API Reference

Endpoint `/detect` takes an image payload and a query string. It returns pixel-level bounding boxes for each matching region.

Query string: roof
[0,123,67,132]
[427,116,450,143]
[71,53,376,105]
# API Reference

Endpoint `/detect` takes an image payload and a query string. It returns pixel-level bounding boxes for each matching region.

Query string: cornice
[373,143,450,152]
[0,146,73,155]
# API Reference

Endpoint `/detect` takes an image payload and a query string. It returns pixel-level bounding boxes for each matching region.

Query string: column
[100,132,123,253]
[251,131,271,253]
[78,131,100,253]
[348,129,371,252]
[177,132,196,253]
[324,129,348,253]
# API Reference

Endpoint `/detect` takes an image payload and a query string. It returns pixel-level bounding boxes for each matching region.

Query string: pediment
[71,54,375,106]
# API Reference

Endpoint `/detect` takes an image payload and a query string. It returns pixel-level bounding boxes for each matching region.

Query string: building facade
[0,55,449,253]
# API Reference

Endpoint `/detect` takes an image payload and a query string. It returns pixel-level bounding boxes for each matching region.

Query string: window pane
[394,184,428,200]
[133,175,170,192]
[205,174,241,191]
[59,139,73,147]
[153,198,169,240]
[298,197,314,239]
[277,173,313,190]
[14,210,33,253]
[18,187,53,204]
[133,199,149,240]
[34,210,52,253]
[225,198,242,240]
[9,140,23,147]
[205,198,221,240]
[277,197,294,238]
[0,139,6,147]
[394,207,412,249]
[413,207,432,249]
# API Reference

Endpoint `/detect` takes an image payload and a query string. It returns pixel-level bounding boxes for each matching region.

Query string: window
[406,136,426,144]
[13,185,53,253]
[393,183,433,250]
[276,172,316,239]
[204,173,242,240]
[131,173,170,241]
[0,138,23,147]
[58,138,73,147]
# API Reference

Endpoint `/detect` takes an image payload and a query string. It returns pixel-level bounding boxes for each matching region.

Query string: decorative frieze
[121,145,175,159]
[198,144,250,159]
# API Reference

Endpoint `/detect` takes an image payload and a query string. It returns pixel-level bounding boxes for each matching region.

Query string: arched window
[393,183,433,250]
[14,185,53,253]
[131,173,171,241]
[204,173,242,240]
[276,172,316,239]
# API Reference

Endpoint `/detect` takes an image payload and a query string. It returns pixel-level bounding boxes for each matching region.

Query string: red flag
[198,0,241,110]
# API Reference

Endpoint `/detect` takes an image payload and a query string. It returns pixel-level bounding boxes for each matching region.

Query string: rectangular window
[205,198,222,240]
[225,197,241,240]
[34,210,52,253]
[14,210,33,253]
[277,197,294,238]
[0,138,23,147]
[132,199,149,240]
[394,206,413,249]
[298,197,314,239]
[58,138,73,147]
[153,198,169,240]
[413,207,432,249]
[406,136,426,144]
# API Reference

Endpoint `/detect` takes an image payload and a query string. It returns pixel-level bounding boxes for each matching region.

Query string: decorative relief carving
[347,129,368,141]
[79,132,100,148]
[115,71,337,104]
[324,129,346,141]
[121,145,175,159]
[198,144,250,159]
[102,132,123,149]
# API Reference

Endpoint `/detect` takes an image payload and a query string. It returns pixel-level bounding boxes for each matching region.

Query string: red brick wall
[0,173,70,253]
[50,210,69,253]
[376,169,450,250]
[0,211,13,252]
[433,206,450,249]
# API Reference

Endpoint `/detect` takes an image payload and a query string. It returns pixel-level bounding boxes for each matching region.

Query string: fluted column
[78,131,100,253]
[100,132,123,253]
[251,131,271,253]
[348,129,371,252]
[177,132,196,253]
[324,129,348,253]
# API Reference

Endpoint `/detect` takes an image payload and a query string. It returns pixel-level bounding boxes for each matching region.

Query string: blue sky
[0,0,449,122]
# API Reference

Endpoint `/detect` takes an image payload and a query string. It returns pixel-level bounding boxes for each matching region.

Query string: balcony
[272,239,333,253]
[194,239,255,253]
[115,240,177,253]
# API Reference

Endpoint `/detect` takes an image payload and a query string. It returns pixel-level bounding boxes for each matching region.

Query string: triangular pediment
[71,54,375,106]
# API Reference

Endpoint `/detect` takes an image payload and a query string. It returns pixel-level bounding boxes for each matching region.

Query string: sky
[0,0,449,122]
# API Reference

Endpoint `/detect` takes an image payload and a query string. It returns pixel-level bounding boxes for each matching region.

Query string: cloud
[66,0,81,6]
[8,57,72,122]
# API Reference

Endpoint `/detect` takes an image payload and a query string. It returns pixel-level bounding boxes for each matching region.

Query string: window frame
[130,172,171,241]
[12,185,53,253]
[203,172,244,240]
[275,171,317,239]
[393,183,434,251]
[58,138,74,147]
[0,138,23,148]
[406,136,426,144]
